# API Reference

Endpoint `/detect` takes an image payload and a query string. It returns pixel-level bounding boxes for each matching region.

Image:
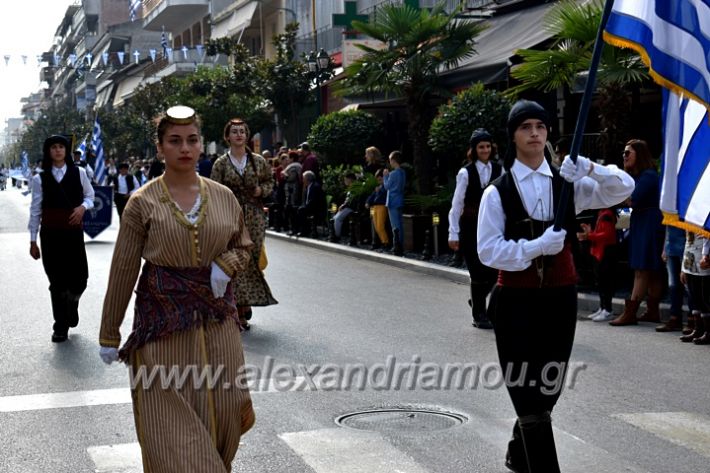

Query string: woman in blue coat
[383,151,406,256]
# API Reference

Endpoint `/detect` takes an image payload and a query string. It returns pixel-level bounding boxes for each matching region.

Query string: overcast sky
[1,1,76,127]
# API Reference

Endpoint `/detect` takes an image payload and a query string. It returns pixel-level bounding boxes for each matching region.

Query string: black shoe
[473,318,493,329]
[51,332,68,343]
[243,309,253,321]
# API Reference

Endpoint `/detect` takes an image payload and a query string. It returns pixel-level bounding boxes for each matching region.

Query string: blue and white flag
[77,138,87,162]
[129,0,141,22]
[660,90,710,237]
[604,1,710,237]
[604,0,710,109]
[20,150,30,180]
[161,28,169,55]
[92,116,107,185]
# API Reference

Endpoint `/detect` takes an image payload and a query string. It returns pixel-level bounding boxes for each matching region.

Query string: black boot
[50,289,69,342]
[505,421,529,473]
[471,283,493,329]
[518,412,561,473]
[392,229,404,256]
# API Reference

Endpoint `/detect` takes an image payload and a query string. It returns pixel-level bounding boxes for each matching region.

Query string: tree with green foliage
[307,110,381,166]
[507,0,649,162]
[258,22,313,145]
[337,2,486,194]
[18,100,88,164]
[428,82,511,164]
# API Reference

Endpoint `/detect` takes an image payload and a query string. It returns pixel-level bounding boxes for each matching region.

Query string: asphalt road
[1,185,709,473]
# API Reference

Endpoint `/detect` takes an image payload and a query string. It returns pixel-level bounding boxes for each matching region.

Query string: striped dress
[100,176,255,472]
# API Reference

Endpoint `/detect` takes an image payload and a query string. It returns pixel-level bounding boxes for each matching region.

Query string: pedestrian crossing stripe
[0,377,309,413]
[614,412,710,459]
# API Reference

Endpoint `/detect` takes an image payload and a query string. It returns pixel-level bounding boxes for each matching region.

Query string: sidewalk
[266,230,674,319]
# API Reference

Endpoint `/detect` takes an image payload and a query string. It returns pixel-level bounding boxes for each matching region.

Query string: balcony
[142,0,210,32]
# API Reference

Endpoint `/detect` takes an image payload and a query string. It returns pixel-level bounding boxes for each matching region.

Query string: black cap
[469,128,492,148]
[43,135,70,156]
[506,100,549,138]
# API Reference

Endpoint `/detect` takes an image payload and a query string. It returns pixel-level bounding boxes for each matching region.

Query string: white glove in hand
[559,155,592,183]
[538,226,567,256]
[99,347,119,365]
[210,261,231,298]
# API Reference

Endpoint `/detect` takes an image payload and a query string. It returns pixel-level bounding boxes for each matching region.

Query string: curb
[266,231,673,319]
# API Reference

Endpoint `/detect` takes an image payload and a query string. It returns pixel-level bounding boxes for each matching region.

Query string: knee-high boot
[505,421,529,473]
[637,296,661,323]
[519,412,561,473]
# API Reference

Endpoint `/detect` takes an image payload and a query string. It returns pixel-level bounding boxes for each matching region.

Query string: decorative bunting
[196,44,204,56]
[54,54,60,66]
[4,55,10,66]
[102,52,109,66]
[181,45,188,60]
[86,52,93,66]
[166,47,173,62]
[36,55,42,67]
[21,55,27,65]
[117,51,125,64]
[149,49,156,63]
[69,53,77,67]
[133,50,140,64]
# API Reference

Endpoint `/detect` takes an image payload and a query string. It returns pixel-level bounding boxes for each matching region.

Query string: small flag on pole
[129,0,141,22]
[92,116,107,185]
[20,151,30,180]
[77,138,87,162]
[161,27,169,55]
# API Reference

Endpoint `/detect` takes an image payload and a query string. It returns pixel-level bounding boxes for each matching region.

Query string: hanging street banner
[83,186,113,239]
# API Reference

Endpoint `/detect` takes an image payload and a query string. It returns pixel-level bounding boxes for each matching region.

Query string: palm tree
[337,2,486,194]
[508,0,648,163]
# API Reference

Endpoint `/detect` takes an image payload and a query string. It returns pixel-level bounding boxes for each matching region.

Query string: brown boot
[610,299,641,326]
[680,315,705,342]
[682,313,697,335]
[655,315,682,332]
[637,297,661,323]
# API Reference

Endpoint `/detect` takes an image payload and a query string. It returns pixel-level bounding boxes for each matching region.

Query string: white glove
[537,225,567,256]
[99,347,119,365]
[210,261,231,298]
[559,155,592,183]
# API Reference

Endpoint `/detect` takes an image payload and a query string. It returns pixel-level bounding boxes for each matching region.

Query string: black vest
[41,166,83,210]
[464,161,502,210]
[115,173,135,194]
[492,164,577,243]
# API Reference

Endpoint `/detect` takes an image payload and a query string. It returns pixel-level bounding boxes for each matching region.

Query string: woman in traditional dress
[99,106,255,472]
[210,118,277,329]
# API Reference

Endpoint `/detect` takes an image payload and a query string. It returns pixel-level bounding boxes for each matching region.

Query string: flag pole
[553,0,615,230]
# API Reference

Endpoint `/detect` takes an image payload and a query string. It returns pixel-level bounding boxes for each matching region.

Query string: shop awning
[112,75,144,107]
[211,1,258,39]
[440,2,559,87]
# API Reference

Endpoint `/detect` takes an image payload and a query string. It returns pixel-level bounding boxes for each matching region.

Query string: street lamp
[306,48,334,117]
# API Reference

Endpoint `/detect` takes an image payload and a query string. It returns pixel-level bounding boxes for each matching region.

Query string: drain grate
[335,405,467,433]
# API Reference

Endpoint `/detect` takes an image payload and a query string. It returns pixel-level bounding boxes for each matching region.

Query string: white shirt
[228,151,248,175]
[477,158,634,271]
[447,160,498,241]
[117,174,140,195]
[28,165,95,242]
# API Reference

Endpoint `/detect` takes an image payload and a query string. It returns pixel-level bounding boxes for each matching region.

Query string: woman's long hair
[41,137,74,173]
[625,139,655,175]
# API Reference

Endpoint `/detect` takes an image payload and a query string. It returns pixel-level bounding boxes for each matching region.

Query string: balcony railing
[294,26,346,59]
[142,0,161,19]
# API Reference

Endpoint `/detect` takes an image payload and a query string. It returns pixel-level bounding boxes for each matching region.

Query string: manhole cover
[335,406,467,433]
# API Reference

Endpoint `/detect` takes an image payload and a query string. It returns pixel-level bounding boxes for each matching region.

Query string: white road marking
[87,443,142,473]
[614,412,710,458]
[279,428,430,473]
[0,377,309,413]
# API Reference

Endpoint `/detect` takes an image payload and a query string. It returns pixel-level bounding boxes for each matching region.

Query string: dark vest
[115,173,135,194]
[492,164,577,288]
[40,166,84,231]
[462,161,502,217]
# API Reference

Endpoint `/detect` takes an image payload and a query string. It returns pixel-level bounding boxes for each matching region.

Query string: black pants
[115,193,129,219]
[460,215,496,321]
[594,246,617,312]
[489,284,577,416]
[40,228,88,335]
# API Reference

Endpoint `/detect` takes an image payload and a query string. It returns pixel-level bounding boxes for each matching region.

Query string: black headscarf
[469,128,493,149]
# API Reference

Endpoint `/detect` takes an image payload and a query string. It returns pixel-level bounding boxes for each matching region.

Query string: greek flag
[604,1,710,237]
[92,116,107,185]
[77,138,87,162]
[161,28,169,55]
[129,0,141,22]
[20,151,30,180]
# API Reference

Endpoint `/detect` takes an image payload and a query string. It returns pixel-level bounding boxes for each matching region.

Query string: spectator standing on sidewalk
[448,128,502,330]
[478,100,634,473]
[679,232,710,345]
[99,106,255,471]
[365,168,390,250]
[29,134,95,343]
[577,207,618,322]
[656,226,687,332]
[383,151,406,256]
